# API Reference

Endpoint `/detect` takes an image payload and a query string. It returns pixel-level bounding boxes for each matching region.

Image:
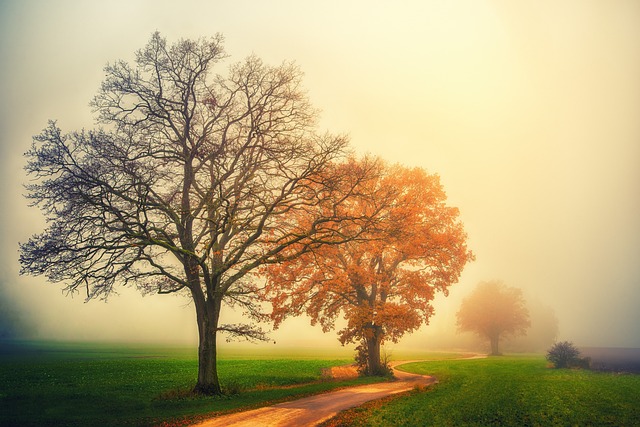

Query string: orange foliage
[262,157,474,352]
[456,280,530,355]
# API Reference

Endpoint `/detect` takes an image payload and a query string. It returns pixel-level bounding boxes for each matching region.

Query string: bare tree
[20,32,365,394]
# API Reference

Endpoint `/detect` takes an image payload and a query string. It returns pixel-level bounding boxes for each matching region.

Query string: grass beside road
[323,355,640,426]
[0,341,381,427]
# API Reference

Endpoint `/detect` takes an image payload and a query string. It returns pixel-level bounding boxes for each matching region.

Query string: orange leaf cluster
[456,280,531,340]
[262,157,474,346]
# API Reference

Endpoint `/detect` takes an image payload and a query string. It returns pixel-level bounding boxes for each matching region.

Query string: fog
[1,0,638,350]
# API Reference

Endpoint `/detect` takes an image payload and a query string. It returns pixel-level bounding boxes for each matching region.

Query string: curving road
[190,361,437,427]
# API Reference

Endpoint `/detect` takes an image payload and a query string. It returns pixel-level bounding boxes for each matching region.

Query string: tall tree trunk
[489,333,501,356]
[193,290,223,395]
[365,324,384,375]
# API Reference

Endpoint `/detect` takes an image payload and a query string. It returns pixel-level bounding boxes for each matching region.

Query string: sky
[0,0,638,350]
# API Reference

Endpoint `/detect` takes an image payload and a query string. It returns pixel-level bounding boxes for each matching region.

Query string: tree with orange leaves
[456,280,530,355]
[263,158,474,375]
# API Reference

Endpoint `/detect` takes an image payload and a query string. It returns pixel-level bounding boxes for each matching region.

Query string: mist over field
[1,0,639,351]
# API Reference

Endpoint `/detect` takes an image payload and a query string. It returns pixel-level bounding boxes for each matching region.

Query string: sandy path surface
[190,361,436,427]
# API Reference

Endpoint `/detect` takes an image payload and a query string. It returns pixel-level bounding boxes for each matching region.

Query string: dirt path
[190,361,437,427]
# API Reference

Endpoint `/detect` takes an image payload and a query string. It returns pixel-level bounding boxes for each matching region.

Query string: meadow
[322,355,640,426]
[3,342,639,426]
[0,341,379,426]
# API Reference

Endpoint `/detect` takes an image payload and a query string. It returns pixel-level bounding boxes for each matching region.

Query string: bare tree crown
[21,32,353,336]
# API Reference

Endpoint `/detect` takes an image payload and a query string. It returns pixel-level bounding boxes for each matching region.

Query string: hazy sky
[1,0,638,349]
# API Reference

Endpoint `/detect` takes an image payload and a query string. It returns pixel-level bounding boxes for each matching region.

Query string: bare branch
[20,32,377,394]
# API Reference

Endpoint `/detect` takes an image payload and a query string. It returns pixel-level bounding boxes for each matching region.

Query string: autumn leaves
[261,158,474,374]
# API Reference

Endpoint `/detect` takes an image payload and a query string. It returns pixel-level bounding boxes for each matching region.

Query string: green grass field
[3,343,639,426]
[323,355,640,426]
[0,341,378,427]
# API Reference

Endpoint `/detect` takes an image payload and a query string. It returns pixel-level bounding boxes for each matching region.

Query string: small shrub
[546,341,588,369]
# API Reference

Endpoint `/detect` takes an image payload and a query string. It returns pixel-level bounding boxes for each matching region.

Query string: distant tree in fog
[456,280,530,355]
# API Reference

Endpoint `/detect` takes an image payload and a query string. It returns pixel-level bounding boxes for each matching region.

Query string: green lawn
[323,355,640,426]
[0,341,379,427]
[5,344,637,426]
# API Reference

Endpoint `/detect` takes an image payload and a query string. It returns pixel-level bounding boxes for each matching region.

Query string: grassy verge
[322,355,640,426]
[0,341,382,426]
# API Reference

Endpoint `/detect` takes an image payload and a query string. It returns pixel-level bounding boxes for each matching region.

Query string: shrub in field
[547,341,589,368]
